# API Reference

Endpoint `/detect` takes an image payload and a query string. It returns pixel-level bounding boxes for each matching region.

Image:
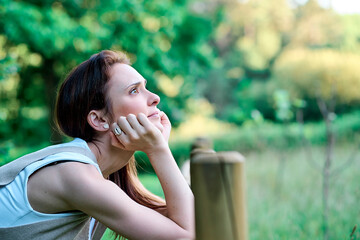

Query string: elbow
[178,231,195,240]
[188,231,196,240]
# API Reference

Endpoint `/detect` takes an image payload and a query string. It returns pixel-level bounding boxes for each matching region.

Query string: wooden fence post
[190,149,248,240]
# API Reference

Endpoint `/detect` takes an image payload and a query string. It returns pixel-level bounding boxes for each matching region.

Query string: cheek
[112,98,146,118]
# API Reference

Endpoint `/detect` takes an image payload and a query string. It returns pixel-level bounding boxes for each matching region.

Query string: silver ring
[114,127,122,136]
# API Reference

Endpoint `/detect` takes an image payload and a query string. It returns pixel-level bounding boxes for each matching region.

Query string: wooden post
[191,150,248,240]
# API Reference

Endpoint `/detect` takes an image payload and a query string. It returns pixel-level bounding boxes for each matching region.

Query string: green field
[103,144,360,240]
[245,145,359,240]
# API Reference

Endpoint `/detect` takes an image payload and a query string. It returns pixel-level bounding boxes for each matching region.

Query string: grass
[103,144,360,240]
[245,144,360,240]
[101,174,164,240]
[138,173,164,198]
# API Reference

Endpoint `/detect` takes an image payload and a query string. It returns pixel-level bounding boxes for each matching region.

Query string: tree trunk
[322,115,334,240]
[42,58,63,144]
[317,98,335,240]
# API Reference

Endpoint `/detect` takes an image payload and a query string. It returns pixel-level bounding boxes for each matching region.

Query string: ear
[87,110,110,132]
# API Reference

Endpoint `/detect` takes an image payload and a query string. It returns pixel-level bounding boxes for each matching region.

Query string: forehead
[108,63,145,88]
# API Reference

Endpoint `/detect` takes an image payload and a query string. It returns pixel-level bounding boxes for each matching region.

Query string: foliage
[1,0,360,166]
[198,0,360,124]
[171,98,235,138]
[0,0,218,145]
[273,89,293,122]
[224,79,277,123]
[273,48,360,104]
[201,0,294,120]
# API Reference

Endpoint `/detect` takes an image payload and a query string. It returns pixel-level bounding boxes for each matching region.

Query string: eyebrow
[125,79,147,89]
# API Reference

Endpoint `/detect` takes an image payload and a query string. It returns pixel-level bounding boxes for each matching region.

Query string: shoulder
[27,161,104,213]
[55,162,125,210]
[45,160,104,196]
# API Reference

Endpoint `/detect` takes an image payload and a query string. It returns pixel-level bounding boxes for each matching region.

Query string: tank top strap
[0,145,96,187]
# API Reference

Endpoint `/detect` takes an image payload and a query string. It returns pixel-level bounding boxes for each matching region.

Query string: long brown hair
[55,50,166,239]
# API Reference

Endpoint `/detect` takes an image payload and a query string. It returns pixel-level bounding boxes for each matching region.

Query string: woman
[0,50,194,240]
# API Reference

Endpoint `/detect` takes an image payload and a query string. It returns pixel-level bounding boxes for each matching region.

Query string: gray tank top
[0,144,107,240]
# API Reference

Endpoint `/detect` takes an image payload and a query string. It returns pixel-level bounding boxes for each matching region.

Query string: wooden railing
[190,146,248,240]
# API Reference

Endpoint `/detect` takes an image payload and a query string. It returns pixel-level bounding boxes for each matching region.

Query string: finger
[110,122,127,148]
[159,111,170,123]
[109,129,126,149]
[126,114,145,133]
[159,111,167,120]
[137,113,153,130]
[112,122,123,136]
[116,116,135,136]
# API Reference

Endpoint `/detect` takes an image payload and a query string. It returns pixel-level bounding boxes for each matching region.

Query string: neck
[87,138,134,178]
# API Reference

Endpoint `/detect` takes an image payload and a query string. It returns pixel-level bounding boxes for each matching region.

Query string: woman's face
[106,63,162,129]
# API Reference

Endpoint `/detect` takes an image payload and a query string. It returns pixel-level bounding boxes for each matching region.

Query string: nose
[148,90,160,106]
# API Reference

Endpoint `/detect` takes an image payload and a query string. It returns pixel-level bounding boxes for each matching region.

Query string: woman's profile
[0,50,194,240]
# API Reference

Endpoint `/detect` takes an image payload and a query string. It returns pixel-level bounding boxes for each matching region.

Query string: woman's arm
[146,145,195,234]
[58,162,193,240]
[109,112,195,238]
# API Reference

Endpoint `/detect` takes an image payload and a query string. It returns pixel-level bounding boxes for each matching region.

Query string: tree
[196,0,295,122]
[0,0,216,146]
[273,48,360,240]
[274,48,360,104]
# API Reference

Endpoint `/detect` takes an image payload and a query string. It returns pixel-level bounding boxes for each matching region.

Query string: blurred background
[0,0,359,239]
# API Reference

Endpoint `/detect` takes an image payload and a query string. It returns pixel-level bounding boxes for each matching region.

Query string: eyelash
[129,82,147,95]
[130,87,139,94]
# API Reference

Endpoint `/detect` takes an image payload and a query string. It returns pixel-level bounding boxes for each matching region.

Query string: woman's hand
[159,111,171,142]
[110,113,168,154]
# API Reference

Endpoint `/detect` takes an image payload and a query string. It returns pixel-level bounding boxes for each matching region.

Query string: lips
[148,111,160,118]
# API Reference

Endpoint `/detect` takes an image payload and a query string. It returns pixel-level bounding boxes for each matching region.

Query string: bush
[160,110,360,173]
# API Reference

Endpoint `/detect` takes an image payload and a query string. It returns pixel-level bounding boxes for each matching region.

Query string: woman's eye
[130,88,139,94]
